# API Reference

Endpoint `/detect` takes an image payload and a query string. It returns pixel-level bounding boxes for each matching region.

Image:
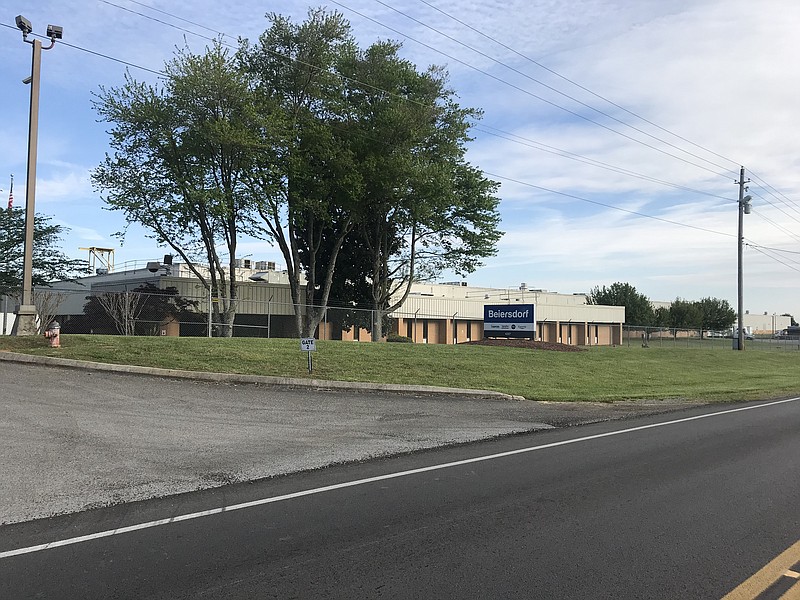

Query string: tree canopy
[0,207,87,294]
[94,10,503,338]
[93,42,262,336]
[586,282,654,326]
[307,38,502,339]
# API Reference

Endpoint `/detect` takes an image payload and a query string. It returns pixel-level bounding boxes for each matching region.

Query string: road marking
[2,396,799,560]
[723,541,800,599]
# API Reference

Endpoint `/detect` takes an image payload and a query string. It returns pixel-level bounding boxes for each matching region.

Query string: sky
[1,0,799,318]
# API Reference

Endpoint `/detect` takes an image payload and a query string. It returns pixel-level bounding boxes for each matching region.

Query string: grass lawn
[1,335,798,402]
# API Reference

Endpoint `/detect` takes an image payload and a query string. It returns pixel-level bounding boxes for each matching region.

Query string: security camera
[15,15,33,36]
[46,24,63,40]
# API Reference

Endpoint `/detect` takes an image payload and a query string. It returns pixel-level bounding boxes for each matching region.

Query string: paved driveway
[0,359,698,524]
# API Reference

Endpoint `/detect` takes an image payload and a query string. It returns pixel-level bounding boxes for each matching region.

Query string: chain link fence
[3,287,798,351]
[1,287,389,340]
[623,325,800,351]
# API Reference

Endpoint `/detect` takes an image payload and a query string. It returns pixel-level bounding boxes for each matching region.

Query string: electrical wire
[482,170,735,238]
[748,190,800,227]
[413,0,742,170]
[747,244,800,273]
[328,0,734,179]
[474,125,733,201]
[3,12,795,255]
[5,7,739,207]
[83,0,800,240]
[748,170,800,217]
[748,206,800,245]
[360,0,737,175]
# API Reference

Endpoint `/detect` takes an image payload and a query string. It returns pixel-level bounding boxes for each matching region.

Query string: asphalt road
[3,397,800,599]
[0,358,693,524]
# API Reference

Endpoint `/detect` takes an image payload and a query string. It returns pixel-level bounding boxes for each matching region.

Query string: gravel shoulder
[0,355,702,525]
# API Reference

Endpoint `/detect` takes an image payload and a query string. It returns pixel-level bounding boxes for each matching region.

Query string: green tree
[0,207,87,293]
[587,282,654,326]
[239,9,362,338]
[694,297,735,337]
[667,298,701,336]
[318,39,502,340]
[93,42,262,336]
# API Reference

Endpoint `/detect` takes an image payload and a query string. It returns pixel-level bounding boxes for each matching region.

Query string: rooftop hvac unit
[243,259,252,270]
[255,261,268,270]
[234,259,243,268]
[267,261,276,271]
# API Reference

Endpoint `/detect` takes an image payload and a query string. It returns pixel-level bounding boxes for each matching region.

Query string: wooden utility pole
[735,166,751,351]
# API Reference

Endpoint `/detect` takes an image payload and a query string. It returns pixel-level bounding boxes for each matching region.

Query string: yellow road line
[723,539,800,599]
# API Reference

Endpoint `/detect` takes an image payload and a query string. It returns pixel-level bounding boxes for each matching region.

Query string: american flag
[7,175,12,211]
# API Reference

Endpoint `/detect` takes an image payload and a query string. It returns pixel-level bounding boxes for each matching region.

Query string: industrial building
[5,251,789,344]
[15,255,625,346]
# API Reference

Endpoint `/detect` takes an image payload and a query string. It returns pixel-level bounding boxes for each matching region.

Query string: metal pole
[13,38,43,335]
[207,288,211,338]
[267,294,273,339]
[736,166,746,351]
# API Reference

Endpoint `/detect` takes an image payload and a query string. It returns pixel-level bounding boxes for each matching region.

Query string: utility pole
[735,166,751,351]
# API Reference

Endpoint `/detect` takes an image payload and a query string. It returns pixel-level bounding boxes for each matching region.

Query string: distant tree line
[586,282,737,336]
[92,9,502,339]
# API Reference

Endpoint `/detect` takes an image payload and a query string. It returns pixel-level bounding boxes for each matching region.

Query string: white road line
[3,397,799,560]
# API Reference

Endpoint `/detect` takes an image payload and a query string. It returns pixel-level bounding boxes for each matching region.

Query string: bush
[387,333,413,343]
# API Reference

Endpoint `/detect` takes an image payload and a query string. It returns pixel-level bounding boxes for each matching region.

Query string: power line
[327,0,733,179]
[38,5,738,204]
[361,0,737,175]
[748,189,800,227]
[748,206,800,245]
[475,125,733,201]
[744,242,800,256]
[413,0,742,170]
[3,9,790,249]
[747,244,800,274]
[1,22,165,76]
[748,170,800,217]
[97,0,223,44]
[483,171,735,238]
[111,0,232,39]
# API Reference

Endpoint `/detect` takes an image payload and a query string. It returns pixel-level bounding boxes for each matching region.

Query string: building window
[466,321,472,341]
[406,319,413,339]
[422,320,428,343]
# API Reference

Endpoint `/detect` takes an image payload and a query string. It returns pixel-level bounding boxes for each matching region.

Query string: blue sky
[2,0,799,317]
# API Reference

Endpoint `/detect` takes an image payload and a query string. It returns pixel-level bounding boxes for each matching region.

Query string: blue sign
[483,304,536,339]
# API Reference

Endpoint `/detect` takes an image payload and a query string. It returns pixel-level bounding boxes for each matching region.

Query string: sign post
[300,337,316,373]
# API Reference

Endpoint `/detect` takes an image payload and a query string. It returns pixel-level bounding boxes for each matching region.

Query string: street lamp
[11,15,63,336]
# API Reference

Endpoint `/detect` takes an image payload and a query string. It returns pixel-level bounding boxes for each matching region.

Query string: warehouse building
[33,257,624,346]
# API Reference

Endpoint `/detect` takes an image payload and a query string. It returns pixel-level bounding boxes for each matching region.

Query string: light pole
[735,166,751,351]
[12,16,63,336]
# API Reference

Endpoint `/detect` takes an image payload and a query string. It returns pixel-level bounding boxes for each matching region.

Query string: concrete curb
[0,351,525,401]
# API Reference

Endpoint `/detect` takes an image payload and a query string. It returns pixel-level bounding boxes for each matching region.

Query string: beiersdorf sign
[483,304,536,339]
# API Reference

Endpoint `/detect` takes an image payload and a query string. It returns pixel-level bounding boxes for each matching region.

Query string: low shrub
[387,333,413,343]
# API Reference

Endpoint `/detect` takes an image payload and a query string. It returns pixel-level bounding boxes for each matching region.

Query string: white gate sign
[300,338,316,352]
